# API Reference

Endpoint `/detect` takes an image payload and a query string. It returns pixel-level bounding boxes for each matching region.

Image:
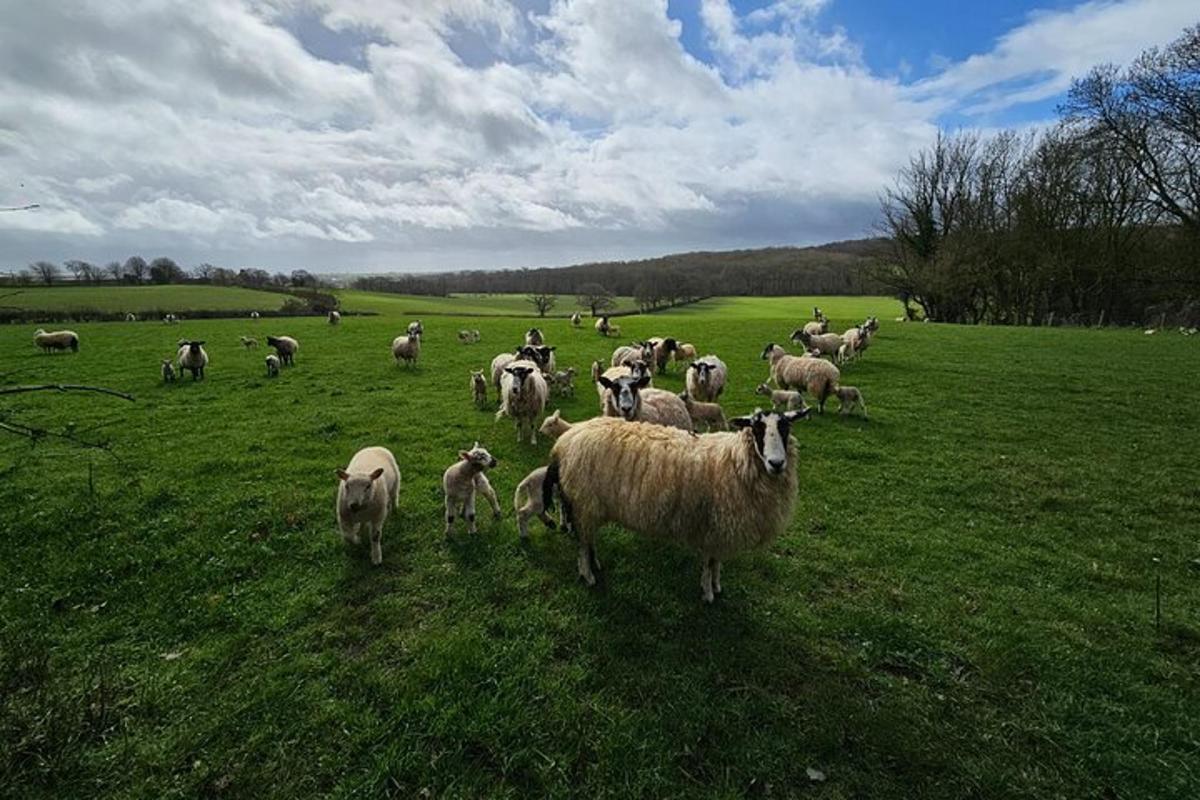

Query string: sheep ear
[548,346,556,351]
[784,408,810,422]
[336,469,350,481]
[504,366,515,374]
[635,374,651,388]
[459,451,470,460]
[369,467,385,481]
[730,416,754,430]
[598,376,614,389]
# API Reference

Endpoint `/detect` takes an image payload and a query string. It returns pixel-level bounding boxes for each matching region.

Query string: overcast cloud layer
[0,0,1195,272]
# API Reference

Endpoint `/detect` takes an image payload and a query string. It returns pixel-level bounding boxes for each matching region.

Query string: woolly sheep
[802,318,828,337]
[492,346,544,401]
[240,336,258,349]
[471,370,489,407]
[267,335,299,366]
[608,323,621,338]
[755,383,807,413]
[549,367,576,397]
[407,320,424,337]
[674,342,697,363]
[543,409,809,601]
[530,345,557,375]
[161,359,176,383]
[442,442,501,536]
[598,373,692,431]
[250,311,260,319]
[525,327,545,346]
[497,361,549,444]
[838,326,865,363]
[391,332,420,367]
[265,353,280,377]
[646,337,679,374]
[514,466,558,540]
[685,356,727,402]
[125,312,137,322]
[176,340,209,380]
[458,329,481,343]
[336,446,401,565]
[678,391,727,432]
[570,312,582,327]
[328,310,341,325]
[761,343,839,412]
[792,329,843,359]
[162,313,179,324]
[538,409,574,440]
[835,385,867,418]
[595,315,611,335]
[33,328,79,353]
[595,361,651,415]
[611,341,654,369]
[857,317,878,356]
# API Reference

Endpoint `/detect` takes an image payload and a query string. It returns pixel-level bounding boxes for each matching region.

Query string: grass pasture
[1,294,1198,799]
[1,285,289,315]
[337,290,638,317]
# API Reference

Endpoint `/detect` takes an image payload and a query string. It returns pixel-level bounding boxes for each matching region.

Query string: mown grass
[338,290,638,317]
[1,294,1198,799]
[1,285,288,314]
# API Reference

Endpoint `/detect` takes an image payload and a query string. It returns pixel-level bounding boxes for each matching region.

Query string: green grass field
[2,293,1198,799]
[338,290,638,317]
[1,285,288,314]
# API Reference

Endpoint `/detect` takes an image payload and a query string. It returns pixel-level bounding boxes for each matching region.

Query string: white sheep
[125,312,137,322]
[162,313,179,324]
[240,336,258,349]
[598,373,692,431]
[267,335,299,366]
[524,327,545,346]
[176,340,209,380]
[491,347,543,401]
[678,391,727,432]
[328,310,341,325]
[265,354,280,377]
[458,329,481,344]
[407,320,424,337]
[674,342,697,363]
[442,442,501,536]
[611,341,654,369]
[761,343,839,412]
[391,332,420,367]
[570,312,582,327]
[161,359,176,383]
[250,311,260,319]
[685,356,727,402]
[470,370,489,407]
[33,329,79,353]
[835,385,867,418]
[336,446,401,565]
[802,317,828,337]
[595,361,652,415]
[514,466,558,540]
[538,409,574,440]
[595,315,611,336]
[792,329,843,359]
[496,361,549,444]
[755,383,807,413]
[544,409,809,601]
[837,326,865,363]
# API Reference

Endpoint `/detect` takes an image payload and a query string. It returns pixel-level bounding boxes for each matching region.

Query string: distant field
[339,290,637,317]
[0,285,287,314]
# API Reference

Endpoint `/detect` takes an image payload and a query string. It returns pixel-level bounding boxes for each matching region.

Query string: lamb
[835,386,867,418]
[442,442,501,536]
[646,337,679,374]
[162,313,179,324]
[755,383,807,413]
[674,342,697,363]
[497,361,549,444]
[250,311,260,319]
[549,367,577,397]
[802,317,828,337]
[538,409,574,440]
[267,335,299,366]
[176,340,209,380]
[836,326,865,363]
[240,336,258,349]
[336,446,401,565]
[125,313,137,322]
[685,356,727,402]
[543,409,809,601]
[611,341,654,369]
[857,317,879,357]
[570,312,582,327]
[514,467,559,540]
[525,327,545,346]
[761,343,840,412]
[470,370,489,407]
[678,391,727,432]
[595,315,611,336]
[265,354,280,377]
[328,311,341,325]
[161,359,176,383]
[407,320,424,337]
[791,329,843,359]
[33,329,79,353]
[598,373,693,431]
[391,332,420,367]
[591,359,604,384]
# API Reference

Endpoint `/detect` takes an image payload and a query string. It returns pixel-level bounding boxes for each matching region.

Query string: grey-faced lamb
[391,332,420,367]
[646,337,679,374]
[761,343,839,412]
[267,335,299,366]
[33,329,79,353]
[176,340,209,380]
[336,446,401,565]
[497,361,549,444]
[685,356,727,402]
[442,442,501,536]
[835,385,867,418]
[161,359,176,383]
[549,367,576,397]
[471,370,489,407]
[611,341,654,369]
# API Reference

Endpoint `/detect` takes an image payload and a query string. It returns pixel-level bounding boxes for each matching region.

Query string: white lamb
[265,354,280,377]
[336,446,401,565]
[755,383,807,413]
[514,466,558,540]
[391,332,420,367]
[835,386,868,418]
[328,311,341,325]
[612,341,654,369]
[471,370,489,407]
[240,336,258,349]
[538,409,574,440]
[497,361,549,444]
[442,442,501,536]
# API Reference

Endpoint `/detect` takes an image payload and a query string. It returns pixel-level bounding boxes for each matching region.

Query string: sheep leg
[465,491,477,534]
[339,519,361,545]
[700,558,715,603]
[713,560,722,595]
[538,510,557,530]
[443,496,456,537]
[369,523,383,565]
[475,474,501,519]
[577,529,597,586]
[517,505,532,540]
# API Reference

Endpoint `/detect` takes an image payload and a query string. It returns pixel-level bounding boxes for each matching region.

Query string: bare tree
[31,261,60,286]
[193,262,216,282]
[149,257,186,284]
[64,259,87,282]
[576,282,615,316]
[526,293,557,317]
[105,261,123,283]
[124,256,148,284]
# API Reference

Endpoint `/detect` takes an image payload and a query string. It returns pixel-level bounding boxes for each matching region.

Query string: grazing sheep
[543,409,809,601]
[267,335,299,366]
[685,356,727,402]
[32,328,79,353]
[328,310,341,325]
[265,354,280,377]
[678,391,727,432]
[612,341,654,369]
[240,336,258,349]
[791,329,843,359]
[391,332,420,367]
[336,446,401,565]
[442,442,501,536]
[458,329,482,344]
[176,340,209,380]
[515,466,558,540]
[497,361,549,444]
[646,337,679,374]
[549,367,577,397]
[162,313,179,324]
[161,359,176,383]
[598,373,692,431]
[761,343,840,412]
[835,386,867,418]
[538,409,574,440]
[674,342,697,363]
[570,312,582,327]
[471,370,489,407]
[407,320,424,337]
[755,383,807,413]
[250,311,260,319]
[125,312,137,322]
[525,327,545,346]
[595,315,611,336]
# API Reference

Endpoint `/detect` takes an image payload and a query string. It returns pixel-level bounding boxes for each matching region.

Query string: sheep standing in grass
[515,467,558,540]
[525,327,545,346]
[530,345,557,376]
[497,362,549,444]
[857,317,879,357]
[543,409,809,601]
[458,329,481,344]
[570,312,582,327]
[647,337,679,374]
[755,383,807,413]
[442,442,501,536]
[761,343,839,412]
[792,329,843,359]
[595,315,611,335]
[267,335,299,366]
[836,326,865,363]
[161,359,176,383]
[612,341,654,369]
[549,368,576,397]
[33,329,79,353]
[125,313,137,322]
[329,311,341,325]
[596,361,651,415]
[391,332,420,367]
[835,386,867,418]
[250,311,260,319]
[265,354,280,377]
[491,347,542,401]
[599,373,692,431]
[802,316,828,337]
[678,391,727,432]
[685,356,727,402]
[240,336,258,349]
[162,313,179,325]
[176,340,209,380]
[407,320,424,337]
[674,342,697,364]
[538,409,574,440]
[471,370,489,407]
[336,446,401,565]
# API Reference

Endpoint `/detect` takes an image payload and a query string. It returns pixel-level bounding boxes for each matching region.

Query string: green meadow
[337,290,638,317]
[1,285,288,314]
[1,292,1198,799]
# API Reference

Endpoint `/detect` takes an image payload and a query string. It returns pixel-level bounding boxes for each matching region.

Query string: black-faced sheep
[407,320,424,337]
[336,446,401,565]
[442,442,501,536]
[176,340,209,380]
[646,337,679,374]
[598,373,692,431]
[525,327,545,346]
[685,356,727,402]
[497,361,549,444]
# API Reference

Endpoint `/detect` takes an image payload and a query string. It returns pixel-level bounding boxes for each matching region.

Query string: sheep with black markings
[570,312,582,327]
[407,320,423,337]
[492,346,543,401]
[599,373,692,431]
[646,337,679,374]
[525,327,545,346]
[328,311,341,325]
[391,332,420,367]
[761,343,839,412]
[161,359,176,383]
[442,442,501,536]
[33,329,79,353]
[543,409,809,601]
[176,340,209,380]
[595,361,651,415]
[678,391,727,432]
[497,361,549,444]
[336,446,401,565]
[612,341,654,369]
[267,335,299,366]
[685,356,727,402]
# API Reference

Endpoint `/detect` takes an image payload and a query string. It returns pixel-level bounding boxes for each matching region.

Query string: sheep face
[688,360,717,389]
[471,370,486,386]
[754,383,772,397]
[185,340,205,354]
[534,346,556,368]
[760,343,783,360]
[789,329,805,343]
[504,365,537,395]
[598,373,650,419]
[336,466,385,513]
[526,328,544,345]
[730,409,809,475]
[460,442,498,470]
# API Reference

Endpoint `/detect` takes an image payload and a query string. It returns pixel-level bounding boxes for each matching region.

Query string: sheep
[162,313,179,324]
[836,326,866,364]
[267,335,299,366]
[240,336,258,349]
[678,391,727,432]
[391,332,420,367]
[538,408,574,440]
[514,466,558,540]
[595,360,652,415]
[591,359,604,384]
[801,317,828,337]
[491,346,544,401]
[646,337,679,374]
[265,354,280,377]
[543,409,809,601]
[549,367,577,397]
[161,359,176,383]
[525,327,545,346]
[176,340,209,380]
[791,329,843,359]
[674,342,697,363]
[328,310,341,325]
[529,345,557,375]
[407,320,424,337]
[496,361,549,444]
[442,442,501,536]
[761,343,840,412]
[336,446,401,565]
[125,312,137,322]
[755,383,807,413]
[608,323,621,338]
[685,356,727,402]
[598,373,692,431]
[250,311,260,319]
[611,341,654,369]
[570,312,582,327]
[471,370,489,407]
[458,329,481,344]
[835,386,867,418]
[595,315,611,336]
[32,329,79,353]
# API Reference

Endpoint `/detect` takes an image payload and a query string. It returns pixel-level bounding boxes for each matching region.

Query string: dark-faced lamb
[442,442,501,536]
[161,359,176,383]
[598,373,692,431]
[646,337,679,374]
[685,356,727,402]
[336,446,401,565]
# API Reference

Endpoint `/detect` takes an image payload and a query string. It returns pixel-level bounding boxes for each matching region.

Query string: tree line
[876,24,1200,326]
[1,256,328,291]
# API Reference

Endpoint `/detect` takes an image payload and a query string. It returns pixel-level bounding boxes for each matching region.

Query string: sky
[0,0,1194,274]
